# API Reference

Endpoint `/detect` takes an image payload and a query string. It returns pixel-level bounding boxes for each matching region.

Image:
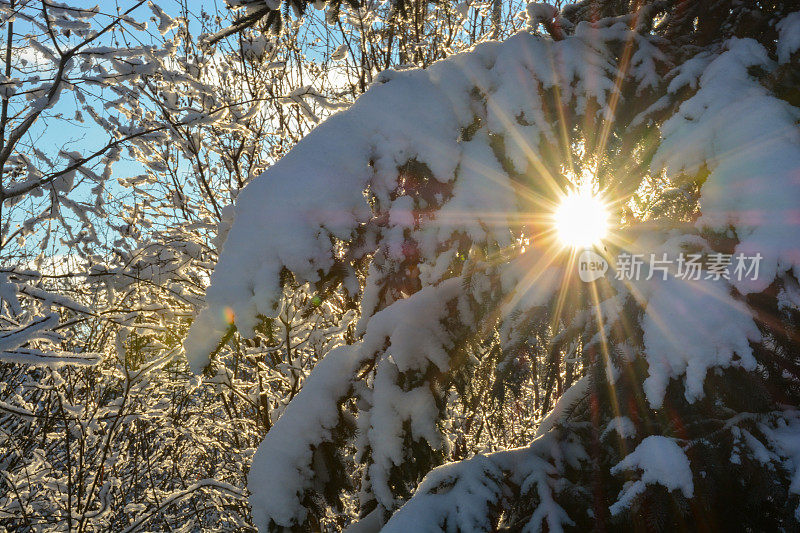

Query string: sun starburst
[554,187,610,248]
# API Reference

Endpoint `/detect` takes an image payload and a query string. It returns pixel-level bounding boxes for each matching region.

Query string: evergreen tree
[187,0,800,530]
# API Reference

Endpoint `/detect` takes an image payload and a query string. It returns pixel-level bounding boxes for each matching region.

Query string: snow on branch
[654,39,800,295]
[609,436,694,515]
[248,344,364,527]
[1,276,101,367]
[120,479,248,533]
[381,455,505,532]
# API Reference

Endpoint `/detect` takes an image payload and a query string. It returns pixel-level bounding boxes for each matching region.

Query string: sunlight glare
[554,188,610,248]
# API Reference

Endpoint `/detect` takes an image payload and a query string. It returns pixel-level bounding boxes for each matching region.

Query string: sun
[554,187,610,248]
